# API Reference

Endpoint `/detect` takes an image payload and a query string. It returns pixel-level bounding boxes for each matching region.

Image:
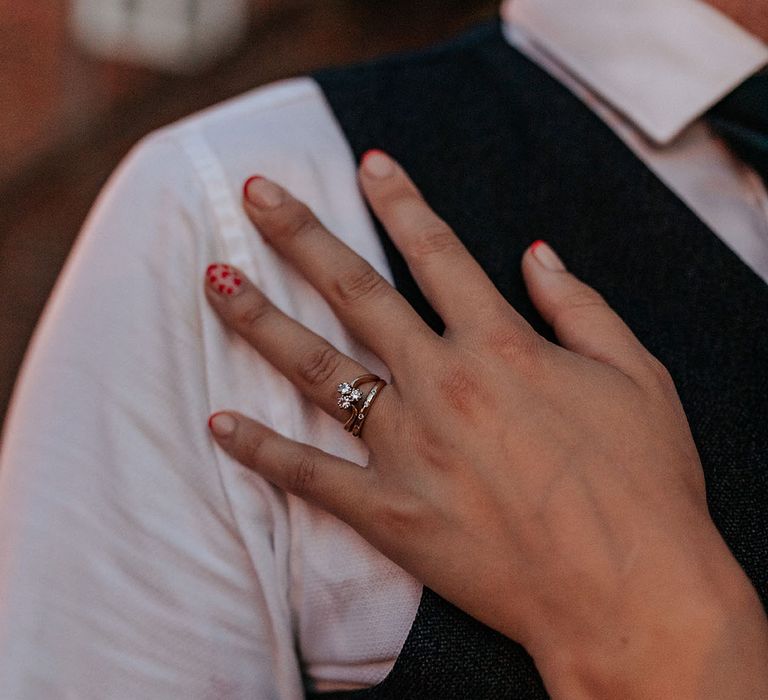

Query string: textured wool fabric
[310,19,768,699]
[709,70,768,184]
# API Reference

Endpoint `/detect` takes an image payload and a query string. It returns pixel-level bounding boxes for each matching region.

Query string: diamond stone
[337,383,363,409]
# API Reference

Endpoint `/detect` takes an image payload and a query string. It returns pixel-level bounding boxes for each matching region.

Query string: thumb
[521,240,650,378]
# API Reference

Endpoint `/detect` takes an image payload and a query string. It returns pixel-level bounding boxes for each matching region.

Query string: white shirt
[1,2,766,698]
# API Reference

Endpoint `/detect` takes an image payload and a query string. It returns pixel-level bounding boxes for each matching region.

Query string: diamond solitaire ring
[337,374,386,437]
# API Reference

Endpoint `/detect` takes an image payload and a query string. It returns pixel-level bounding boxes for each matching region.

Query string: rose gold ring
[336,374,386,437]
[350,380,387,438]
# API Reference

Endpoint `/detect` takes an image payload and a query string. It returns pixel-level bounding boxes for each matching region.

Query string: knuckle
[374,494,422,536]
[332,264,387,306]
[514,332,550,372]
[296,344,343,388]
[484,322,542,364]
[550,288,606,328]
[407,221,461,262]
[284,206,323,241]
[241,427,273,468]
[564,286,606,311]
[378,185,419,213]
[437,364,480,416]
[236,293,273,328]
[501,335,551,384]
[288,452,319,498]
[640,355,677,393]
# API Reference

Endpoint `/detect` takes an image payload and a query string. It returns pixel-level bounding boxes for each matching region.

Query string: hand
[204,151,768,698]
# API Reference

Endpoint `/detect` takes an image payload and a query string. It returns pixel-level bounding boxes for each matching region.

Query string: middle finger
[242,176,435,368]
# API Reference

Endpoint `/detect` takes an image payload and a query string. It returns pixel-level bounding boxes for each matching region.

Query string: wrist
[543,586,765,699]
[528,537,768,699]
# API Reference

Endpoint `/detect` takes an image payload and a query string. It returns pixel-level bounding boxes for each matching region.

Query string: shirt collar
[500,0,768,145]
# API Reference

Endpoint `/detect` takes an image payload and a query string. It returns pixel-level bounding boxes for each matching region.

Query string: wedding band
[351,380,387,438]
[336,374,386,437]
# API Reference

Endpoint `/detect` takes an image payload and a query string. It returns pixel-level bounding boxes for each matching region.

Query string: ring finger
[204,262,396,427]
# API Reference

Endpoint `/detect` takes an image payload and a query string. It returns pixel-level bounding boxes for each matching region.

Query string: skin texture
[204,151,768,698]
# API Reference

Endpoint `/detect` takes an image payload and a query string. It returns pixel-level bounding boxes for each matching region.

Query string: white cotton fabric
[1,3,767,698]
[0,82,421,699]
[504,0,768,144]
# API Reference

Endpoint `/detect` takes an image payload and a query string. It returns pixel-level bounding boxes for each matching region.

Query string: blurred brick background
[0,0,150,184]
[0,0,497,428]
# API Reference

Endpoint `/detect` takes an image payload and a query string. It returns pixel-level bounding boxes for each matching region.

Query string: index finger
[242,176,437,369]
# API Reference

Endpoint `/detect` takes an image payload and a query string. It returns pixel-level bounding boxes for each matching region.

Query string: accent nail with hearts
[206,263,244,297]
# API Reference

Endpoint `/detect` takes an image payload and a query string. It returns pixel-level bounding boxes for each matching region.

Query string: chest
[311,21,768,698]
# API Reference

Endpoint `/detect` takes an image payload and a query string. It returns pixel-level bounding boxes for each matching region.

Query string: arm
[0,133,301,699]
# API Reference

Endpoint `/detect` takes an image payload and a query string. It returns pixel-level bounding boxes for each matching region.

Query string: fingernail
[362,150,395,178]
[530,240,566,272]
[209,412,237,437]
[244,176,284,209]
[206,263,244,297]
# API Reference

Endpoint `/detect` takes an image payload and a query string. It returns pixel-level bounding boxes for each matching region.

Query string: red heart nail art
[207,263,244,297]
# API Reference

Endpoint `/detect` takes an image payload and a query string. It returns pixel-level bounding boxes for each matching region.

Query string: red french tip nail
[208,412,222,430]
[361,148,385,163]
[243,175,263,200]
[530,239,545,252]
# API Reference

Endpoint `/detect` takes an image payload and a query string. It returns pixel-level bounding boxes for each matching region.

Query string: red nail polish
[243,175,263,201]
[207,263,222,281]
[208,412,222,430]
[207,262,245,297]
[361,149,395,178]
[530,240,566,272]
[209,412,237,437]
[361,148,385,164]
